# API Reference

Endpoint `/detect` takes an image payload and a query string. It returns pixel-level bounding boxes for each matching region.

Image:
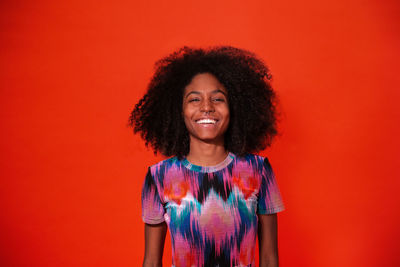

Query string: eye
[188,98,200,102]
[212,97,225,102]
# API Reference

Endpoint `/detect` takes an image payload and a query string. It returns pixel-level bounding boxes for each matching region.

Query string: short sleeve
[257,157,285,214]
[141,167,165,224]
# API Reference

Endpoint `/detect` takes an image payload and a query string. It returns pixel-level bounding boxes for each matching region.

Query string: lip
[194,117,219,126]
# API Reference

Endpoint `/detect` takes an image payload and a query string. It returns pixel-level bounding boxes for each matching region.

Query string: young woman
[129,46,285,267]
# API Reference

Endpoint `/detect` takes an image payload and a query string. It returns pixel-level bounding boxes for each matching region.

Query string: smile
[195,119,218,124]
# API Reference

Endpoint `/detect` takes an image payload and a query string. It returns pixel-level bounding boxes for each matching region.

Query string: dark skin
[142,73,279,267]
[258,214,279,267]
[143,222,167,267]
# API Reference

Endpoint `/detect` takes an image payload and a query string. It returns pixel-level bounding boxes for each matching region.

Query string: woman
[129,46,285,267]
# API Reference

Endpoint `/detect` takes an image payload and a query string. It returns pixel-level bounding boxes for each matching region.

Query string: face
[182,73,230,146]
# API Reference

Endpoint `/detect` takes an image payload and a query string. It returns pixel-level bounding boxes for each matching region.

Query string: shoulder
[148,156,182,181]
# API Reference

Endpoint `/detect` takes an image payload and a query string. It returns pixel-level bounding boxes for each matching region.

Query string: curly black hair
[129,45,280,159]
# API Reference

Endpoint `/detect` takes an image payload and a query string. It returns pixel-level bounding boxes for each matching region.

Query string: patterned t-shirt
[141,152,284,267]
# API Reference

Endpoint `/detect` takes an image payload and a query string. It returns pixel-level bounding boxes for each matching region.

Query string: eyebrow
[184,89,227,98]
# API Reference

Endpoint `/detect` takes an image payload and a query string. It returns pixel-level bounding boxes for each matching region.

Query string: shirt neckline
[181,152,235,173]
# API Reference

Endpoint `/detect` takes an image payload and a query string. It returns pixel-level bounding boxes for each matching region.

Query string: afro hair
[129,45,280,159]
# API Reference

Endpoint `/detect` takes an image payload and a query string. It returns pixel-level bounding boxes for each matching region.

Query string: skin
[143,72,279,267]
[182,72,230,166]
[258,214,279,267]
[143,222,167,267]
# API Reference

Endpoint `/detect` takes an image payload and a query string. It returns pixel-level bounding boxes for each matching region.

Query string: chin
[193,135,225,145]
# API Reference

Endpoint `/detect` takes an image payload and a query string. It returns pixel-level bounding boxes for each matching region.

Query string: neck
[185,138,229,166]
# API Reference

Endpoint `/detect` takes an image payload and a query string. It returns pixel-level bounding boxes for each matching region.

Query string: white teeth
[196,119,216,124]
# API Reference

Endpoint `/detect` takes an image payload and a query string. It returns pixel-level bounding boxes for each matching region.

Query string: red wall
[1,0,399,266]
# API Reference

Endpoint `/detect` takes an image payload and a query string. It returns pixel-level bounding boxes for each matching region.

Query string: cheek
[182,109,193,129]
[222,106,230,124]
[183,117,191,129]
[224,116,230,130]
[182,106,191,119]
[225,112,231,130]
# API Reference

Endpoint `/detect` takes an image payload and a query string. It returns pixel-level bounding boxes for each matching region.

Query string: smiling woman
[129,46,284,267]
[182,73,230,160]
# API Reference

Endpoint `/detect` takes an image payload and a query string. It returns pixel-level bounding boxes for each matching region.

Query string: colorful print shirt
[141,152,284,267]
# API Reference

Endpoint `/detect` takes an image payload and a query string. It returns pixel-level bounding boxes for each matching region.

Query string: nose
[200,98,215,113]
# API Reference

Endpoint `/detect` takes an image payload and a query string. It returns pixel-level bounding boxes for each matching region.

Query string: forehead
[183,73,227,94]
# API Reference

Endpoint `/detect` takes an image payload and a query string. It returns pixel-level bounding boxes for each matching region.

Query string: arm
[143,222,167,267]
[258,213,279,267]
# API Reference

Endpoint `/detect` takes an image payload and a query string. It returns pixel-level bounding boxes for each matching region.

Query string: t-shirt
[141,152,284,267]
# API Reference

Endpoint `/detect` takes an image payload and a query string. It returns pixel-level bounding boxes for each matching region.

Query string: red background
[1,0,399,266]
